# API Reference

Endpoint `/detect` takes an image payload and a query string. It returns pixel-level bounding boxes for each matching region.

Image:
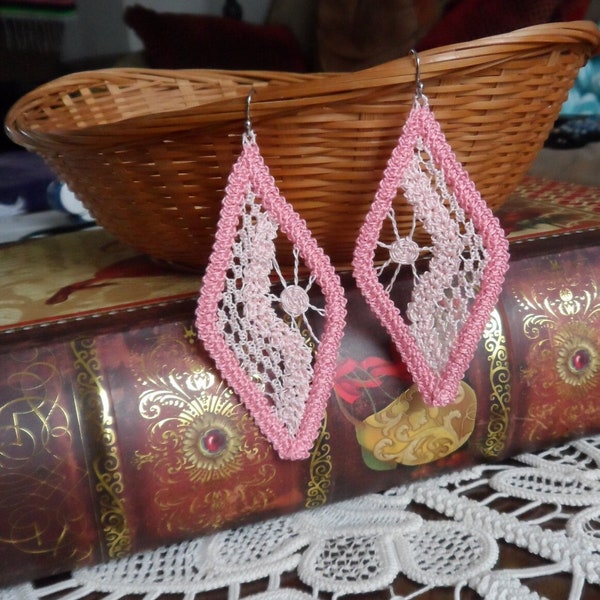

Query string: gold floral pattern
[517,274,600,442]
[554,323,599,388]
[132,330,278,533]
[181,411,242,479]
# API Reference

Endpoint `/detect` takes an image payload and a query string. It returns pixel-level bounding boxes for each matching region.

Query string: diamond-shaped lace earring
[352,50,510,407]
[196,89,347,460]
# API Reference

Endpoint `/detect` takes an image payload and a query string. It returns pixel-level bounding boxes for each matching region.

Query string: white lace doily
[5,435,600,599]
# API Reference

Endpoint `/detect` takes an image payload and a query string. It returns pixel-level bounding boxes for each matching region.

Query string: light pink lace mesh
[398,137,488,373]
[214,191,313,435]
[196,131,346,460]
[353,97,509,407]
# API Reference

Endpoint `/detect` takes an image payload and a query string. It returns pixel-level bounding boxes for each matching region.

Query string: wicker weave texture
[6,21,600,269]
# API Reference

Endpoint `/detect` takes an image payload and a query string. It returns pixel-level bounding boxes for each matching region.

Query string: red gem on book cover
[196,132,346,461]
[571,349,590,371]
[353,99,510,407]
[200,428,228,456]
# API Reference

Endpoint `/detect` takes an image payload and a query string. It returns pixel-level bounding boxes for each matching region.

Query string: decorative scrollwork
[71,338,132,559]
[132,328,279,534]
[305,414,332,508]
[0,346,91,563]
[480,308,511,458]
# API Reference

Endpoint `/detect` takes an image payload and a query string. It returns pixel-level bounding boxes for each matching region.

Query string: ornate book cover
[1,176,600,586]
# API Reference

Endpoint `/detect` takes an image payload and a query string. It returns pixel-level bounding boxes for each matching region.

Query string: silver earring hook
[409,49,424,101]
[245,87,255,135]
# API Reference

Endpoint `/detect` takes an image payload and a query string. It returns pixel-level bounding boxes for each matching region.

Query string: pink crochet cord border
[353,101,510,407]
[196,134,347,461]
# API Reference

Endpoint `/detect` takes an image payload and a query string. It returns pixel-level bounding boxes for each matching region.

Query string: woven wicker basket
[6,21,600,269]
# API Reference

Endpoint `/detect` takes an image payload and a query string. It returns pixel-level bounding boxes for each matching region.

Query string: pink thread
[196,133,347,460]
[353,99,509,407]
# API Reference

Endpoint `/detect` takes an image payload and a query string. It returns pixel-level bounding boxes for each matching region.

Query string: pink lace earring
[196,90,347,461]
[352,50,510,407]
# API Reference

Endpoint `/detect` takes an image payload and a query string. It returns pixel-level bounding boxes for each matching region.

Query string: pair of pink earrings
[196,52,510,461]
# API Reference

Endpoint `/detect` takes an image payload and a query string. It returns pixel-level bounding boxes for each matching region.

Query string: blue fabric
[0,150,55,214]
[561,24,600,116]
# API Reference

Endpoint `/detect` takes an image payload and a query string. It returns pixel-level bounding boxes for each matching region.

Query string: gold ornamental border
[480,308,511,458]
[71,338,132,559]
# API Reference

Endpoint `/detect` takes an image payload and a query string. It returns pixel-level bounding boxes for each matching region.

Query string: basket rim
[6,19,600,150]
